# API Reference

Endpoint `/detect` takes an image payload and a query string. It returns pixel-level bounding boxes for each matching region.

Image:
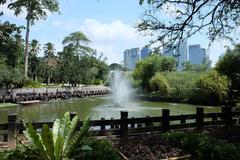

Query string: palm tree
[8,0,59,78]
[43,42,56,85]
[62,31,93,56]
[29,39,40,80]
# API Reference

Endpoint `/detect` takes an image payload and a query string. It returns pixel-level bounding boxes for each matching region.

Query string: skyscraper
[189,44,206,64]
[162,40,188,71]
[123,48,140,70]
[141,47,152,60]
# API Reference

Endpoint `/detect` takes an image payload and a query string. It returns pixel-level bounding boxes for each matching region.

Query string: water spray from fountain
[110,70,132,106]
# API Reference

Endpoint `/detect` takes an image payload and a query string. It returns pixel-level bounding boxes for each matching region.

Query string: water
[0,97,220,123]
[110,70,133,105]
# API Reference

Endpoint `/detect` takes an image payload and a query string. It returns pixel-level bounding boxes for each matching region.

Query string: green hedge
[163,132,240,160]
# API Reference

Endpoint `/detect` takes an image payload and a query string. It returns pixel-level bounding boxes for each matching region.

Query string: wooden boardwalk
[0,89,111,103]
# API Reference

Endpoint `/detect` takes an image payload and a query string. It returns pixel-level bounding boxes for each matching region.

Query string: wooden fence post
[162,109,170,131]
[8,113,17,148]
[3,95,5,103]
[70,112,77,120]
[120,111,128,140]
[100,118,105,130]
[110,118,114,129]
[130,117,135,128]
[196,107,204,130]
[222,106,232,128]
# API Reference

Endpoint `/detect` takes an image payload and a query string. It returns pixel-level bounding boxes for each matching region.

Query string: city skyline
[0,0,234,65]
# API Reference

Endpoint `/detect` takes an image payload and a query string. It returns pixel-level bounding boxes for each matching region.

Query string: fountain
[110,70,132,107]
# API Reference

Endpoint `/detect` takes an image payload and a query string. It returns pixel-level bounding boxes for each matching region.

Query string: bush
[196,70,229,105]
[149,72,169,96]
[164,71,199,100]
[163,132,240,160]
[133,54,176,90]
[0,145,40,160]
[70,138,120,160]
[23,79,41,88]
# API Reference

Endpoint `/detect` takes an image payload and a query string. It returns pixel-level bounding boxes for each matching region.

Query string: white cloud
[79,19,149,64]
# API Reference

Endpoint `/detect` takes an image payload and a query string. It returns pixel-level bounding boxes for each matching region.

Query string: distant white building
[162,40,188,71]
[123,48,140,70]
[189,44,206,64]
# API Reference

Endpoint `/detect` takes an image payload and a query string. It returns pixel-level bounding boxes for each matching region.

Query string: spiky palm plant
[23,112,90,160]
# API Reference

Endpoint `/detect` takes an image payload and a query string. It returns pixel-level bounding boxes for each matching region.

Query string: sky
[0,0,236,65]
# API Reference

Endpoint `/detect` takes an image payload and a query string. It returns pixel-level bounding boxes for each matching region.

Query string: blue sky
[0,0,234,65]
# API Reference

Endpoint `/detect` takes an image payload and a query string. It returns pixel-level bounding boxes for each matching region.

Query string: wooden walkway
[0,89,111,103]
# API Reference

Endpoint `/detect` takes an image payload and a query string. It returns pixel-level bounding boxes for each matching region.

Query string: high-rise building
[162,40,188,71]
[189,44,206,64]
[123,48,140,70]
[141,47,152,60]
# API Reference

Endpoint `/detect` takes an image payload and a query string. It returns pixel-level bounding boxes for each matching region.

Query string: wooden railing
[0,106,239,148]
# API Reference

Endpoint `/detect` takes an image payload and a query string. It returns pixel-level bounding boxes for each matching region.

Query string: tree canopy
[215,44,240,92]
[138,0,240,47]
[8,0,60,78]
[133,54,176,90]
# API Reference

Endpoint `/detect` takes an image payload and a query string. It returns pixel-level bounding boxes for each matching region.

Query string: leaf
[41,124,55,160]
[23,122,47,159]
[52,119,60,144]
[54,135,64,160]
[81,145,92,151]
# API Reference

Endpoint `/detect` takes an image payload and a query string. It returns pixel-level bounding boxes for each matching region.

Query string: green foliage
[23,112,90,160]
[0,145,40,160]
[164,71,199,100]
[23,79,41,88]
[70,138,120,160]
[182,61,209,73]
[215,44,240,92]
[163,132,240,160]
[8,0,59,25]
[133,54,176,90]
[62,31,92,56]
[0,21,24,68]
[196,70,229,104]
[149,72,169,96]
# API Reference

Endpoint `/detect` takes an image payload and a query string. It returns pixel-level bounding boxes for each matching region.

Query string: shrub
[133,54,176,90]
[23,79,41,88]
[0,145,40,160]
[196,70,229,105]
[164,71,199,99]
[163,132,240,160]
[70,138,120,160]
[23,112,90,160]
[149,72,169,96]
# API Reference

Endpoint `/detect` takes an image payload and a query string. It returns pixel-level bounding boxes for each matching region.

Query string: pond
[0,96,220,122]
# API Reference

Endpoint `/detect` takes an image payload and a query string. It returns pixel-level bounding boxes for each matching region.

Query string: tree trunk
[24,19,30,79]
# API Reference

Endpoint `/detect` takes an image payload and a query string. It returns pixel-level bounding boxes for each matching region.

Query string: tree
[196,70,229,104]
[215,44,240,92]
[62,31,93,56]
[149,72,169,96]
[182,61,209,72]
[138,0,240,47]
[44,42,56,85]
[0,21,24,68]
[29,39,41,80]
[133,54,175,90]
[8,0,59,78]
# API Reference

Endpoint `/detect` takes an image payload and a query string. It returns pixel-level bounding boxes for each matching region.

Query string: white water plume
[110,70,132,105]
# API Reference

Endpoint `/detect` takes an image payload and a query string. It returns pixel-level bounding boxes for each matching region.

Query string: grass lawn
[0,103,19,108]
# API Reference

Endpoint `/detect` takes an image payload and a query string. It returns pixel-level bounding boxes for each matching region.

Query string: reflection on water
[0,96,220,122]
